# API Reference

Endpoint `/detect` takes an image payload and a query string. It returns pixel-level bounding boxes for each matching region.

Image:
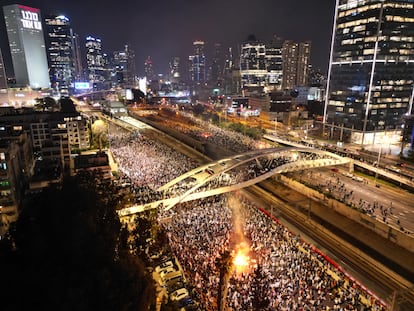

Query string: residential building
[282,40,311,91]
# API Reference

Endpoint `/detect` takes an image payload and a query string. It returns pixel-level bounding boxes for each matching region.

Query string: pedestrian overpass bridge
[117,147,351,217]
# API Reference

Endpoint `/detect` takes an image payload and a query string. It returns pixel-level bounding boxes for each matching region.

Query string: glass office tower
[3,4,50,89]
[324,0,414,144]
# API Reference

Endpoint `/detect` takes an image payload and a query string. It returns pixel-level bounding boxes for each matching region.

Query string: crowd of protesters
[107,117,387,311]
[159,195,386,311]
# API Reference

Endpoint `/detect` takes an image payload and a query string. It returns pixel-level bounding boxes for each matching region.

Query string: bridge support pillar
[348,159,354,173]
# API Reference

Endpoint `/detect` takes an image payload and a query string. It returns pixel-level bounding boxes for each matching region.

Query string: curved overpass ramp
[118,147,350,216]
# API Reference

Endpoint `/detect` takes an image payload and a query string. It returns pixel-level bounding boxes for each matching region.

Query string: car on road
[155,260,174,273]
[159,267,176,279]
[170,288,189,301]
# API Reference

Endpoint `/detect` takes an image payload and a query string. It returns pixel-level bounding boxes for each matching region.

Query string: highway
[94,108,414,310]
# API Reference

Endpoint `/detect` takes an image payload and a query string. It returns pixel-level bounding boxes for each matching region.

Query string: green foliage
[34,96,59,112]
[0,171,155,311]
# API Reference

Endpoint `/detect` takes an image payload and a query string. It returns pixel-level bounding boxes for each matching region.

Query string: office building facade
[44,14,74,94]
[113,44,136,87]
[3,4,50,89]
[239,36,267,89]
[189,40,206,83]
[85,36,105,90]
[324,0,414,144]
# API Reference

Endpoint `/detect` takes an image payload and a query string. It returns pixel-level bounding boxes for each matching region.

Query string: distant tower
[44,14,74,93]
[144,56,155,82]
[189,40,206,83]
[281,40,311,90]
[210,43,223,85]
[113,44,136,87]
[3,4,50,89]
[85,36,105,90]
[324,0,414,145]
[169,57,180,82]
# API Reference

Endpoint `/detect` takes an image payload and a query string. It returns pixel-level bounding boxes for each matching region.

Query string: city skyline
[0,0,335,77]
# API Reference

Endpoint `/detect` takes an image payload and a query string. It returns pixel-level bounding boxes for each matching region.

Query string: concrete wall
[279,175,414,253]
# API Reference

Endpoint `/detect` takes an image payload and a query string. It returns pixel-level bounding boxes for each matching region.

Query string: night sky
[0,0,336,77]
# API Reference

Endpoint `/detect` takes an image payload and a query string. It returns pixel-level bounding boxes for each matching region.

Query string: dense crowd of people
[160,195,386,311]
[297,170,403,231]
[107,120,387,311]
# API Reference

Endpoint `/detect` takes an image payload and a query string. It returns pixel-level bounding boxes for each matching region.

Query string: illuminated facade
[282,40,311,90]
[240,36,267,88]
[44,15,74,93]
[85,36,105,89]
[189,40,206,83]
[324,0,414,144]
[113,44,136,87]
[0,49,8,104]
[144,56,155,82]
[3,4,50,89]
[265,36,284,91]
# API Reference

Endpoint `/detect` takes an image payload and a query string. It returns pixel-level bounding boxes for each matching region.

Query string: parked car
[155,260,174,273]
[170,288,189,301]
[159,267,176,279]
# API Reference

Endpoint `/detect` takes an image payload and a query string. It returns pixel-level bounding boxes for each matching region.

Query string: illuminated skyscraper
[44,14,74,93]
[3,4,50,89]
[324,0,414,144]
[210,43,223,85]
[71,33,84,81]
[85,36,105,89]
[265,35,284,91]
[144,56,155,82]
[0,49,8,104]
[239,35,267,88]
[113,44,136,87]
[0,49,7,90]
[189,40,206,83]
[281,40,311,91]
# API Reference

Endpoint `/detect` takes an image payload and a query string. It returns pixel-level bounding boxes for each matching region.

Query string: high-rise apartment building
[282,40,311,91]
[3,4,50,89]
[85,36,105,89]
[189,40,206,83]
[324,0,414,144]
[44,14,74,94]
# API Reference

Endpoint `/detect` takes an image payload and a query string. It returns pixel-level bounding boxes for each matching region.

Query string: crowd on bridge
[160,195,386,311]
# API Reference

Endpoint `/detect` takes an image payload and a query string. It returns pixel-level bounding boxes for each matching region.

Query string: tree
[91,119,108,151]
[251,265,271,310]
[34,96,59,112]
[0,170,155,311]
